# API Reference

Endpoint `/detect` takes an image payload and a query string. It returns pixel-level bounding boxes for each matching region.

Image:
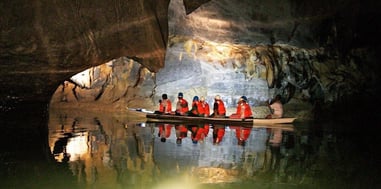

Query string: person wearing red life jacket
[189,96,204,116]
[175,124,188,144]
[188,124,206,144]
[230,96,253,119]
[197,97,210,137]
[233,126,252,146]
[210,95,226,118]
[158,124,172,142]
[156,93,172,114]
[200,96,210,117]
[175,92,189,115]
[161,93,172,114]
[157,99,164,113]
[212,124,225,145]
[203,124,210,137]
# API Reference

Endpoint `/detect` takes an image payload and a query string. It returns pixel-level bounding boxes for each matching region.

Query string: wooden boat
[145,113,296,126]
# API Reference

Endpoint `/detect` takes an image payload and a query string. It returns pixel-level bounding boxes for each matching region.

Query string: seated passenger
[230,96,253,119]
[175,92,189,115]
[188,96,204,116]
[155,93,172,114]
[210,95,226,118]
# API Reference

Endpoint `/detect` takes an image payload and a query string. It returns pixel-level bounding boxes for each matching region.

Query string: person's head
[192,139,198,144]
[193,96,199,101]
[200,96,205,102]
[215,95,221,100]
[160,137,166,143]
[178,92,183,98]
[162,93,168,100]
[240,96,248,102]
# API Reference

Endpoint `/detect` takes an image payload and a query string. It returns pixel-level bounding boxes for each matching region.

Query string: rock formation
[2,0,381,121]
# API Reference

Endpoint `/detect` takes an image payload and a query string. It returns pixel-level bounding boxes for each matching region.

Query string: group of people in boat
[157,122,253,146]
[156,92,284,119]
[158,121,286,147]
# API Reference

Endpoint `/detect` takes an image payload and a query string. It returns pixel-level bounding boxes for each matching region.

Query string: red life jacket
[234,126,251,141]
[235,102,252,118]
[203,124,209,136]
[191,101,204,116]
[158,124,172,138]
[162,99,172,114]
[200,101,210,116]
[159,101,164,113]
[213,127,225,144]
[176,98,189,115]
[190,126,205,142]
[175,124,188,139]
[214,99,226,115]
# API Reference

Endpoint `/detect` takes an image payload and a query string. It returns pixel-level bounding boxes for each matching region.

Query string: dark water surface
[1,108,380,189]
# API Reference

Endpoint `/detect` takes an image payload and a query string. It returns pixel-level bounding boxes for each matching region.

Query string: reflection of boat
[145,113,296,126]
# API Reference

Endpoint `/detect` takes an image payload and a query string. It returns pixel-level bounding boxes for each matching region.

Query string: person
[175,124,188,145]
[212,124,225,145]
[230,96,253,119]
[188,96,204,116]
[210,95,226,117]
[175,92,189,115]
[233,126,252,146]
[266,94,283,119]
[200,96,210,117]
[188,96,210,137]
[158,124,172,142]
[188,124,206,144]
[155,93,172,114]
[268,128,283,146]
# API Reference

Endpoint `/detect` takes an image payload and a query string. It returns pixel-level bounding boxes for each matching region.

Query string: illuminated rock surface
[2,0,381,120]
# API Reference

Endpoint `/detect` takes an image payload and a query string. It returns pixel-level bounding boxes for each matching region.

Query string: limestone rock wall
[2,0,381,121]
[1,0,169,111]
[50,57,156,111]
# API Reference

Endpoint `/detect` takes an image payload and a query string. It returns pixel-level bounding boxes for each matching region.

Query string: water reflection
[49,112,307,188]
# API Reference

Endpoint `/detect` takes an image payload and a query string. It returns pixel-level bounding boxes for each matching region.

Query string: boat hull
[145,113,295,126]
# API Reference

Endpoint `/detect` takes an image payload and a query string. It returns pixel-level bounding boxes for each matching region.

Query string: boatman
[266,94,283,119]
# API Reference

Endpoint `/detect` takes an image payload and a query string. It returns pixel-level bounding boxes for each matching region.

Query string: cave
[1,0,381,188]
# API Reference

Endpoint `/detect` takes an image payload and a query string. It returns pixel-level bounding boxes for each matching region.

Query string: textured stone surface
[1,0,169,108]
[2,0,381,121]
